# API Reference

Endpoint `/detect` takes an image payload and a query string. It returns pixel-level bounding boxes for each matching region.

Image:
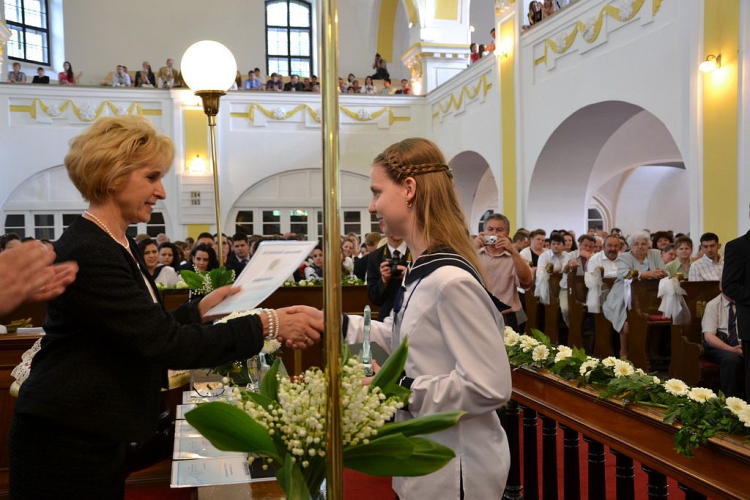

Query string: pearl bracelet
[263,308,280,341]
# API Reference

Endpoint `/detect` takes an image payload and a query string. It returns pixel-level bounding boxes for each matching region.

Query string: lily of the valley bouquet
[186,339,462,499]
[180,266,236,296]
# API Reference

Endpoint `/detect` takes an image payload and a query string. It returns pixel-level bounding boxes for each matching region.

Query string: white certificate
[171,457,256,487]
[175,404,196,420]
[173,435,247,460]
[174,420,203,438]
[206,240,317,317]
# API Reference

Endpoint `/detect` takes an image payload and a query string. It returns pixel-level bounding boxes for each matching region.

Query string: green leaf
[371,337,408,392]
[344,433,415,460]
[374,411,464,439]
[261,357,283,400]
[185,402,281,462]
[345,436,456,477]
[530,329,552,348]
[244,391,279,410]
[276,453,315,500]
[180,270,204,289]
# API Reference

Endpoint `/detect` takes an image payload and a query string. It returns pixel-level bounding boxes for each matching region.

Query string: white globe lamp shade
[181,40,237,92]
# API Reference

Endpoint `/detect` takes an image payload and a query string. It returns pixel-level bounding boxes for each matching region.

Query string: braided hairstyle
[373,138,485,281]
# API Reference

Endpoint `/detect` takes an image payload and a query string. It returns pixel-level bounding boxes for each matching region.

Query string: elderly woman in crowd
[9,116,323,499]
[138,238,181,286]
[603,231,667,359]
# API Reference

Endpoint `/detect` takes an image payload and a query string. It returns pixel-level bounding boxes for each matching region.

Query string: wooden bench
[543,273,563,345]
[592,277,618,359]
[669,281,721,387]
[626,279,672,372]
[524,283,543,334]
[566,272,588,350]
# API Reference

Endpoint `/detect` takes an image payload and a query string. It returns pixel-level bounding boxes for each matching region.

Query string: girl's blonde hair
[373,137,485,280]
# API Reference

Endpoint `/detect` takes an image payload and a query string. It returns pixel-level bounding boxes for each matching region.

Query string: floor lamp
[180,40,238,262]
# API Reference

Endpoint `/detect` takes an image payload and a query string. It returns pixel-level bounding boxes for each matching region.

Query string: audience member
[702,287,743,398]
[528,1,543,25]
[213,233,232,266]
[155,233,169,246]
[266,73,283,91]
[587,234,620,278]
[341,240,355,276]
[195,232,214,248]
[594,235,604,253]
[652,231,673,251]
[231,71,242,90]
[304,246,324,280]
[361,76,376,94]
[394,79,411,95]
[173,241,189,264]
[227,232,251,275]
[32,67,49,84]
[486,28,496,52]
[181,243,218,273]
[371,53,389,80]
[470,43,481,64]
[138,238,180,286]
[135,61,155,88]
[542,0,556,18]
[603,231,667,359]
[689,232,723,281]
[354,232,381,280]
[563,231,577,252]
[7,62,27,83]
[666,236,693,278]
[367,229,409,321]
[380,78,394,95]
[474,214,533,330]
[157,59,181,88]
[512,232,529,252]
[184,236,195,248]
[0,240,77,316]
[112,65,132,87]
[158,242,182,273]
[520,229,546,268]
[1,233,22,251]
[721,208,750,400]
[659,243,675,265]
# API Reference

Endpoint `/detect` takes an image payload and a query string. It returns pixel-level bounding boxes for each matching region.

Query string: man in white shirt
[587,234,621,278]
[689,232,724,281]
[702,291,742,397]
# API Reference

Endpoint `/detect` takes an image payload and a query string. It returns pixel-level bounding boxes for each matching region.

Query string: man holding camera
[366,231,410,321]
[475,214,534,331]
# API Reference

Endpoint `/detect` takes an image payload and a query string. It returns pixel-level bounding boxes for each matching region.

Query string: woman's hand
[641,269,668,280]
[199,285,242,320]
[362,359,381,386]
[275,306,324,349]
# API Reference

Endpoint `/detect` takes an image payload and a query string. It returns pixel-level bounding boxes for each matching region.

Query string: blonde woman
[344,138,512,499]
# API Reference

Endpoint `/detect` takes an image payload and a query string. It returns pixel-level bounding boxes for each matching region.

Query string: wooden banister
[508,368,750,499]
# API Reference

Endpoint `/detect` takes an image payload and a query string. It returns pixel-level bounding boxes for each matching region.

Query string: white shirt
[689,254,724,282]
[587,250,619,278]
[154,265,181,286]
[345,265,511,499]
[701,294,730,337]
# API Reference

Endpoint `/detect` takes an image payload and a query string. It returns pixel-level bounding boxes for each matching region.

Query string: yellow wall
[500,20,516,224]
[702,0,739,243]
[184,108,209,174]
[377,0,398,63]
[186,224,211,241]
[435,0,459,20]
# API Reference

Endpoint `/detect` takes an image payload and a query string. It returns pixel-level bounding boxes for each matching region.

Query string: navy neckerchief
[404,249,511,313]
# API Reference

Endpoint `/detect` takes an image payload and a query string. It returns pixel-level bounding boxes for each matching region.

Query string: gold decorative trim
[230,103,410,126]
[534,0,662,67]
[432,74,492,118]
[9,98,162,121]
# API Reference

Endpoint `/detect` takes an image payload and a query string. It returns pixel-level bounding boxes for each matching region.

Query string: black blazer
[353,256,368,281]
[722,229,750,340]
[226,255,248,276]
[16,217,264,442]
[366,245,408,321]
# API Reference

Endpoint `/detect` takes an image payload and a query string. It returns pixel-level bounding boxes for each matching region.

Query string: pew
[524,283,542,334]
[626,279,672,372]
[669,281,721,387]
[543,272,563,345]
[567,272,587,350]
[593,277,618,360]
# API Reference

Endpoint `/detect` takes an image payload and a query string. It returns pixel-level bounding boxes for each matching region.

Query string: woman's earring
[406,200,412,208]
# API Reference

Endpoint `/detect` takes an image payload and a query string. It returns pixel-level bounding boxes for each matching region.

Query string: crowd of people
[523,0,578,30]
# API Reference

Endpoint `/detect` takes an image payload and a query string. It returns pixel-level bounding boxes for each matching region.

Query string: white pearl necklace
[83,211,130,249]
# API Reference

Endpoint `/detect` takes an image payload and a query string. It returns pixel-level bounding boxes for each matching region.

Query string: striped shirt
[688,254,724,282]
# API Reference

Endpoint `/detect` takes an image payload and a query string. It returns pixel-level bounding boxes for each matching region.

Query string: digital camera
[387,254,408,278]
[484,235,498,245]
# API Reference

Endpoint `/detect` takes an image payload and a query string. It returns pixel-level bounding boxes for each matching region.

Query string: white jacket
[346,265,511,499]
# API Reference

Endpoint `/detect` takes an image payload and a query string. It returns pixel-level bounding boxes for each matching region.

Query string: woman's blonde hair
[65,115,174,203]
[373,137,485,280]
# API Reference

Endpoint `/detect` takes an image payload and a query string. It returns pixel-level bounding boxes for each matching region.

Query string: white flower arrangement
[520,335,540,352]
[612,359,635,378]
[725,397,747,416]
[663,378,689,397]
[687,387,718,404]
[531,344,550,363]
[554,345,573,363]
[601,356,617,368]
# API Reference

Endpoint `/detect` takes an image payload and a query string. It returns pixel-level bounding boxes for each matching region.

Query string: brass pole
[196,90,226,263]
[320,0,343,497]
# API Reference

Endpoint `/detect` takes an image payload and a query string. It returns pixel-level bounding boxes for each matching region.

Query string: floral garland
[504,328,750,457]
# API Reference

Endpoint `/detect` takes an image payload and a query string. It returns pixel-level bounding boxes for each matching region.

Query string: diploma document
[206,240,317,317]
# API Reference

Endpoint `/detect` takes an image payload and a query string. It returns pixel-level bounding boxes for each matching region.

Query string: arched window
[265,0,313,78]
[5,0,50,64]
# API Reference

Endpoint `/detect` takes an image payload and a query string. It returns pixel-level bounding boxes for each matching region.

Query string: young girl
[344,138,512,499]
